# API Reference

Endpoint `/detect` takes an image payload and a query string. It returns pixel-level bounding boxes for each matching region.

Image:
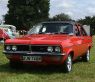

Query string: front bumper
[3,51,66,65]
[3,51,66,55]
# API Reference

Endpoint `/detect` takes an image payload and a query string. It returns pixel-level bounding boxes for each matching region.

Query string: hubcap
[87,50,90,61]
[67,55,72,71]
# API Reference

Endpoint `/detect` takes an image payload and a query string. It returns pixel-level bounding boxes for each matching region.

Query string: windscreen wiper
[53,32,68,34]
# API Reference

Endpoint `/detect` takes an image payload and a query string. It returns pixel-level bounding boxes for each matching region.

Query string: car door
[77,25,90,55]
[79,26,92,54]
[0,29,3,39]
[71,25,83,58]
[76,25,85,56]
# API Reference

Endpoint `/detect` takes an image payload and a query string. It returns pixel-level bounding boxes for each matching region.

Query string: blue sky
[0,0,95,21]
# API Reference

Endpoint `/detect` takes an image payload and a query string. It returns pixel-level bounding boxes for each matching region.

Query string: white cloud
[57,0,75,8]
[1,0,95,20]
[58,2,72,8]
[0,0,8,20]
[66,11,73,16]
[87,7,95,14]
[50,0,95,20]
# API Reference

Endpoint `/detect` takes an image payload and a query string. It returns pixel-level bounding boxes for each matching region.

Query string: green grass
[0,37,95,82]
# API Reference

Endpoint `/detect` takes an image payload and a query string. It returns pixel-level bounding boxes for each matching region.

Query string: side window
[80,26,87,36]
[74,25,81,36]
[82,27,87,36]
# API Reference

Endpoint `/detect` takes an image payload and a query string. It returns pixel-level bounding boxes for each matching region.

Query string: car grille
[5,45,48,52]
[18,45,48,52]
[4,45,30,51]
[31,46,48,52]
[17,45,30,51]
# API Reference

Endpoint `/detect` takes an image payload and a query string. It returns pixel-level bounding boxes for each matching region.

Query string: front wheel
[82,49,90,62]
[63,55,72,73]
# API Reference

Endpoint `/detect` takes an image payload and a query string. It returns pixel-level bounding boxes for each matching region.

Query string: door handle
[81,38,84,40]
[78,37,84,40]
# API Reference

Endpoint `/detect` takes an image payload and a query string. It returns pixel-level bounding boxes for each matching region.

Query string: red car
[0,28,10,41]
[3,21,92,72]
[0,25,17,41]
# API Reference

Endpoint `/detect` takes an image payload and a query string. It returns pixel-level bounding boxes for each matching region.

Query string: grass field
[0,37,95,82]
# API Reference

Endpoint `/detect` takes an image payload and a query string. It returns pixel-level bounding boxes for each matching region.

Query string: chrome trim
[5,44,61,46]
[3,51,65,56]
[4,45,62,53]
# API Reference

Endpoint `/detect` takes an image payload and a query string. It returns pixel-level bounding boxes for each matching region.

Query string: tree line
[78,16,95,34]
[3,0,95,34]
[5,0,50,30]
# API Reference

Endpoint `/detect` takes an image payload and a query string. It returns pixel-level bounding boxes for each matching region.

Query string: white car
[0,24,19,39]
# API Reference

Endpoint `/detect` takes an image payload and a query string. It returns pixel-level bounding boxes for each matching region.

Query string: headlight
[55,47,61,52]
[47,46,53,52]
[12,46,17,51]
[6,46,11,51]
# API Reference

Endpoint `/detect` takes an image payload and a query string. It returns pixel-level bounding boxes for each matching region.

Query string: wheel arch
[68,51,74,60]
[88,46,91,50]
[66,49,74,60]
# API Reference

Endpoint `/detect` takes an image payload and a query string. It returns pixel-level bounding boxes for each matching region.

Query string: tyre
[9,60,22,69]
[63,55,72,73]
[82,49,90,62]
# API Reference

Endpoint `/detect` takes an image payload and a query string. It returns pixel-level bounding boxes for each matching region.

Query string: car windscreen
[28,23,73,34]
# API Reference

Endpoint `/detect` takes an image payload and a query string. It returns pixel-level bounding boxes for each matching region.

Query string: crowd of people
[18,30,27,35]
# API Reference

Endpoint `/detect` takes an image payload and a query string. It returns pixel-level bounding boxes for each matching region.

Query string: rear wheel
[82,49,90,62]
[63,55,72,73]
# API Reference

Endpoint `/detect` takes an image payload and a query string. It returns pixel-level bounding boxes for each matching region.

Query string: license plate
[22,56,42,62]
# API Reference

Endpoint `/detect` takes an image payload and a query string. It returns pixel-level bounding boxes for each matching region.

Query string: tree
[5,0,50,30]
[49,13,72,21]
[78,16,95,35]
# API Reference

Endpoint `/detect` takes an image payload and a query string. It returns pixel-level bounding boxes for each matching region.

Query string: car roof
[42,21,77,25]
[0,24,16,28]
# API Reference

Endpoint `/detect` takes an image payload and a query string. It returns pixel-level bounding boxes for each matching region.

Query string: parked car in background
[3,21,92,73]
[0,25,16,32]
[0,24,19,41]
[0,28,10,41]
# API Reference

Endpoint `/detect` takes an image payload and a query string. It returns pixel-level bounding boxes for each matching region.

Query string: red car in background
[3,21,92,73]
[0,28,10,41]
[0,25,17,41]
